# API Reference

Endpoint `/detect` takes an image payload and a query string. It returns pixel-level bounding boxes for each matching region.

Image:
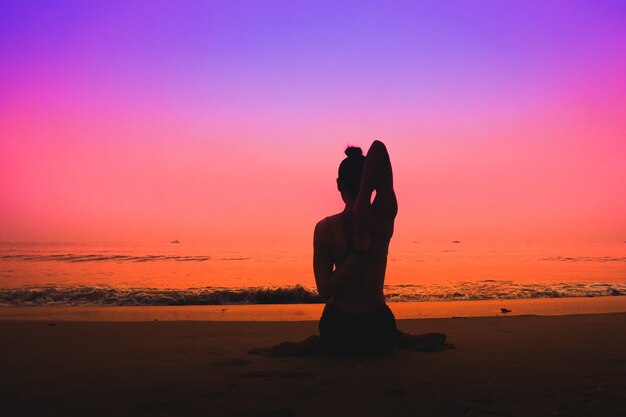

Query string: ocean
[1,241,624,306]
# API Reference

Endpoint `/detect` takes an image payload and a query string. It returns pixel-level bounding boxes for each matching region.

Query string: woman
[314,141,398,355]
[250,140,452,356]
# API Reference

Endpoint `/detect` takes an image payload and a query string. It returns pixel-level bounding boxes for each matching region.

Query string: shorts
[319,303,398,356]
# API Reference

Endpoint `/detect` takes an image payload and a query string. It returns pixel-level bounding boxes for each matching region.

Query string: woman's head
[337,146,365,199]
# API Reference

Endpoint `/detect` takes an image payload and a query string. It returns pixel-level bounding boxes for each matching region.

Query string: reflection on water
[0,242,624,305]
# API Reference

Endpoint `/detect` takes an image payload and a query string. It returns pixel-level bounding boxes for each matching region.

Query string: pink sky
[1,1,625,246]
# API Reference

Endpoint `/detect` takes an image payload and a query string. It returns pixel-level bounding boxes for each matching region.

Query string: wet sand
[1,312,625,416]
[2,296,625,321]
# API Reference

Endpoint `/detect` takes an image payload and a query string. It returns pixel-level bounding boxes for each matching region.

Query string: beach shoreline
[1,295,624,322]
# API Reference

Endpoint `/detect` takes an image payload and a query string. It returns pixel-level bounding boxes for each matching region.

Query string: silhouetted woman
[251,140,452,356]
[314,141,398,355]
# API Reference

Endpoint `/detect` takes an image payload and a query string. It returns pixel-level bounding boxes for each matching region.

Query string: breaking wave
[539,256,626,263]
[0,281,624,306]
[0,254,211,263]
[0,285,320,306]
[383,280,625,302]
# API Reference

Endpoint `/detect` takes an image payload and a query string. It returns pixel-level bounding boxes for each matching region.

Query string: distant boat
[170,239,180,244]
[451,240,461,244]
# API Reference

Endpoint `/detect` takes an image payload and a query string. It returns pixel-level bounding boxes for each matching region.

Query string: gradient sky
[1,0,625,246]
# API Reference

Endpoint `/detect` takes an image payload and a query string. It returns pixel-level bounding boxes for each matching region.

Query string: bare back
[313,140,397,313]
[316,207,394,312]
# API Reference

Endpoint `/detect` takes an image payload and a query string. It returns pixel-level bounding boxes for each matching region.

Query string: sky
[1,0,625,246]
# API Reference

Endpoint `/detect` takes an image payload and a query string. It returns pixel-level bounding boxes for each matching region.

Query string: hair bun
[345,146,363,158]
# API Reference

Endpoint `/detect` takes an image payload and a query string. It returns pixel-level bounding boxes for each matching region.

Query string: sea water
[0,241,624,306]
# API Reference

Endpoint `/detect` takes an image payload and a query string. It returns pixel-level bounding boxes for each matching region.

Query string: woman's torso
[323,211,393,313]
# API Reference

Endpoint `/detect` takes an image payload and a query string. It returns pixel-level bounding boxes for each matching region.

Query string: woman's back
[316,204,394,312]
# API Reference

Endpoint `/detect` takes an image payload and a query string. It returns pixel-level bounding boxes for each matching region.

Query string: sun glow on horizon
[2,1,625,247]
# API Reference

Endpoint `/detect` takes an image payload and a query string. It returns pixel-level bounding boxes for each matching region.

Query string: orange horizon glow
[1,1,625,248]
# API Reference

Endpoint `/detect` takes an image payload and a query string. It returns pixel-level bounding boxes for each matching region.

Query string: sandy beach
[1,310,625,417]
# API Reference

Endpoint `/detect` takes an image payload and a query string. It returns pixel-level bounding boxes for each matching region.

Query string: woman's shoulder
[316,213,343,228]
[314,213,343,241]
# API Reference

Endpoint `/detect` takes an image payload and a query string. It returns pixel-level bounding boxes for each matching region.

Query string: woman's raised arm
[354,140,398,223]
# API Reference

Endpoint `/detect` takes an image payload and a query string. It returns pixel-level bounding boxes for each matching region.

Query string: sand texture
[1,313,625,417]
